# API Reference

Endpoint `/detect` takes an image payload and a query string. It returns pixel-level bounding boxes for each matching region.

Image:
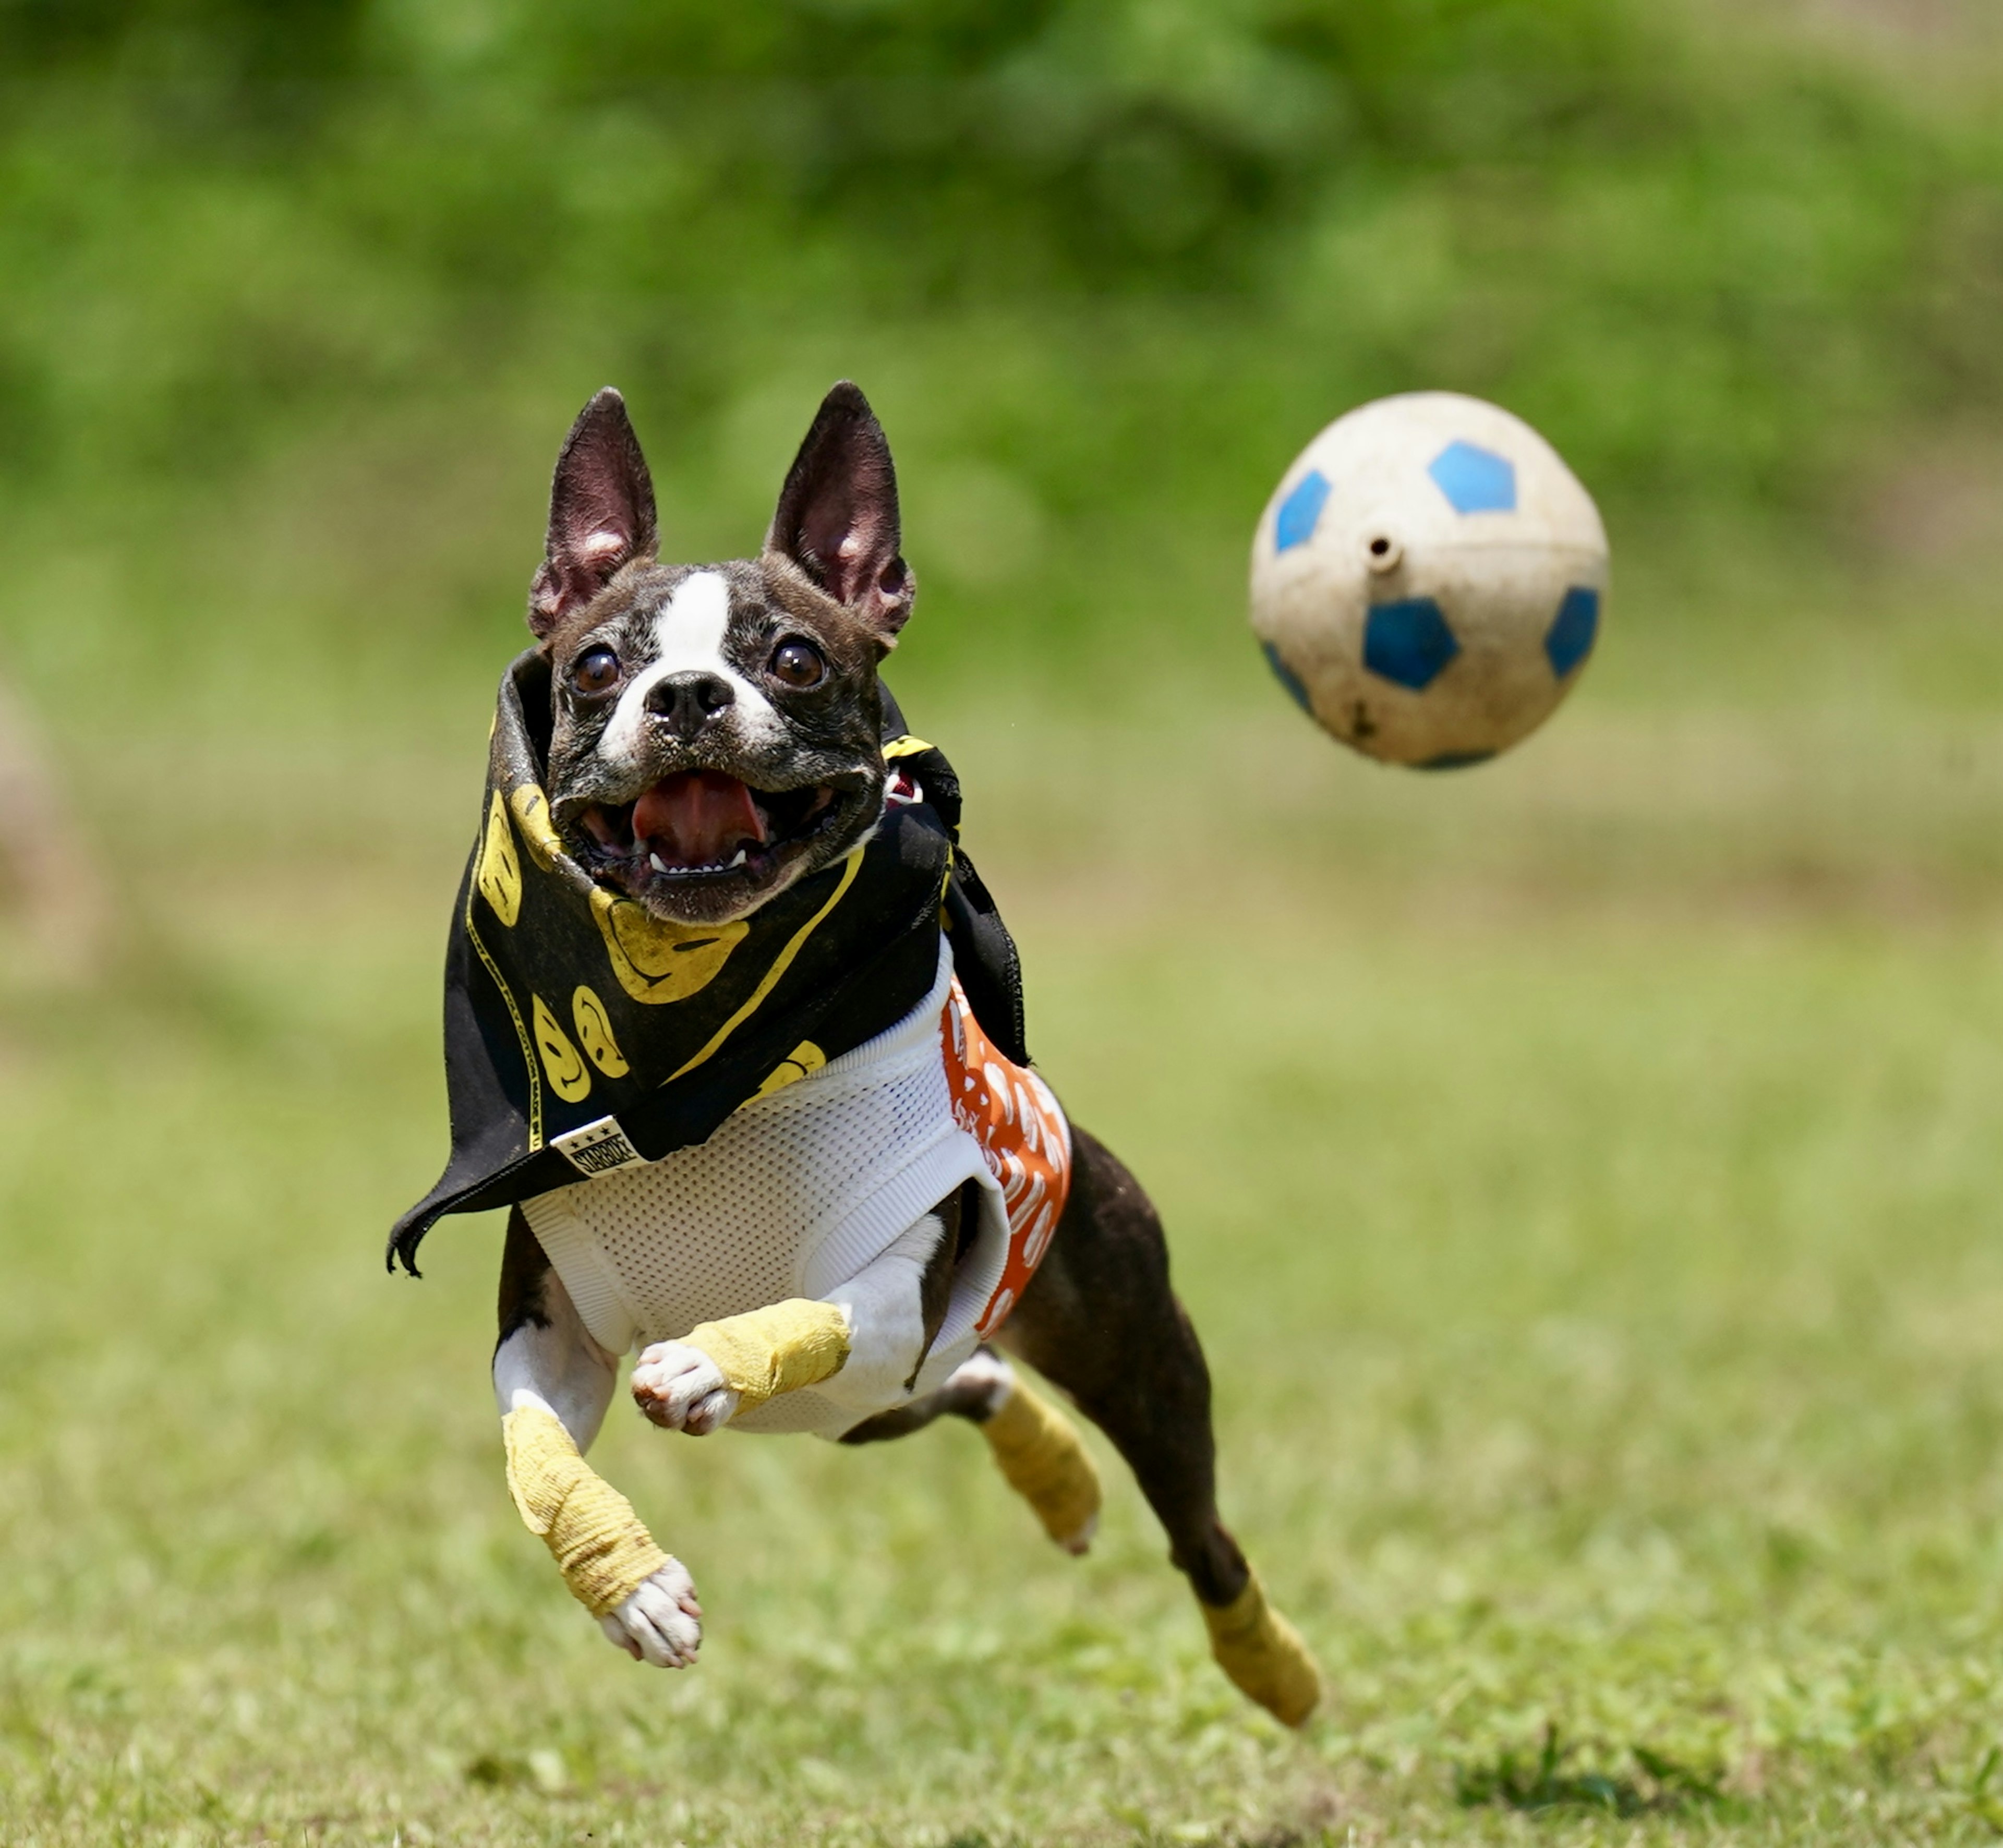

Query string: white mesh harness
[522,942,1069,1436]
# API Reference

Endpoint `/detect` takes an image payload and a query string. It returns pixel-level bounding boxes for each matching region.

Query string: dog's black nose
[645,671,735,738]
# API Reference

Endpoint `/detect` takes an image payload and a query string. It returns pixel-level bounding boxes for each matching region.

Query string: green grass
[1,4,1999,1837]
[6,564,2003,1842]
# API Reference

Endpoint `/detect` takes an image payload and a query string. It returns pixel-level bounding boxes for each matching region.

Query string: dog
[399,382,1321,1726]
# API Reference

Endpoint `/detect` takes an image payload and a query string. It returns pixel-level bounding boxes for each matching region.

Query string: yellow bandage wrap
[680,1299,851,1414]
[980,1381,1102,1550]
[1200,1572,1323,1728]
[502,1403,670,1619]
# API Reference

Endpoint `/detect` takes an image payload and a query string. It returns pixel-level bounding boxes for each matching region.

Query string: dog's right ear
[528,388,659,638]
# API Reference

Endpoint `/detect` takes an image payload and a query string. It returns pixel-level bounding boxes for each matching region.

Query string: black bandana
[389,649,1028,1274]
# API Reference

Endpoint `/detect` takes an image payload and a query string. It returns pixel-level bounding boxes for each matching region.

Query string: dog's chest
[520,950,972,1357]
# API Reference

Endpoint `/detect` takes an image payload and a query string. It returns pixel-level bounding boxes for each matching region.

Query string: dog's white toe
[678,1386,738,1435]
[944,1347,1013,1414]
[631,1343,739,1434]
[1057,1509,1099,1556]
[600,1560,703,1669]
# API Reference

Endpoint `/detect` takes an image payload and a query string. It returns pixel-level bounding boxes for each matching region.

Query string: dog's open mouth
[577,770,843,888]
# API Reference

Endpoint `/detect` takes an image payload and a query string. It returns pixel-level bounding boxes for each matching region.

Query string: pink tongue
[632,771,767,869]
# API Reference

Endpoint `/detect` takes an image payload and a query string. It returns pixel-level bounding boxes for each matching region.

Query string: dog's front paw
[631,1342,740,1434]
[599,1559,703,1668]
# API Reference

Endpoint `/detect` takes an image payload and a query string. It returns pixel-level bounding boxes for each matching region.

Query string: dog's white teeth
[644,848,744,876]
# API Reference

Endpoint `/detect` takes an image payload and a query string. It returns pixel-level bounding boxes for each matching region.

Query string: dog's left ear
[765,381,913,644]
[529,388,659,638]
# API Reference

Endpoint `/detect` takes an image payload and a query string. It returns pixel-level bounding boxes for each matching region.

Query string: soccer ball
[1249,392,1608,769]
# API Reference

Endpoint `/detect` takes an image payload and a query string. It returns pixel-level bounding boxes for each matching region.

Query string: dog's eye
[770,641,826,690]
[572,648,621,697]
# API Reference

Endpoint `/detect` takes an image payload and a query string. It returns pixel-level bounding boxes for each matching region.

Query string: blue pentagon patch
[1364,598,1459,690]
[1545,586,1599,677]
[1274,468,1331,553]
[1260,640,1314,715]
[1428,441,1516,514]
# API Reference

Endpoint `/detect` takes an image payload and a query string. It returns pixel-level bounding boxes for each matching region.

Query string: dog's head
[528,382,915,927]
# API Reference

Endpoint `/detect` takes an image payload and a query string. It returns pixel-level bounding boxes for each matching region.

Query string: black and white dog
[455,383,1320,1725]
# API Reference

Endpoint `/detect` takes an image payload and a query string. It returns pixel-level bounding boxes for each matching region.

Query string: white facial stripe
[600,571,782,764]
[651,569,732,669]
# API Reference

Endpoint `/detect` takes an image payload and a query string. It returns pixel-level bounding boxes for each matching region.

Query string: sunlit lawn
[6,592,2003,1842]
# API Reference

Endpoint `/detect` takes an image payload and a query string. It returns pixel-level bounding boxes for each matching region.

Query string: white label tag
[553,1116,648,1177]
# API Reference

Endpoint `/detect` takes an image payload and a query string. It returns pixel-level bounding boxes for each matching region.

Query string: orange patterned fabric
[939,978,1072,1340]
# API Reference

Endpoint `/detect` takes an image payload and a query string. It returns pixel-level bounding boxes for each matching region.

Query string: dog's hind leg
[836,1186,1104,1550]
[994,1127,1322,1727]
[838,1348,1011,1443]
[840,1348,1104,1552]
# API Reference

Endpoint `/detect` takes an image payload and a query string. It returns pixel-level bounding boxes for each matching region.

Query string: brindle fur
[840,1128,1249,1610]
[495,383,1254,1644]
[529,384,913,930]
[496,1205,556,1344]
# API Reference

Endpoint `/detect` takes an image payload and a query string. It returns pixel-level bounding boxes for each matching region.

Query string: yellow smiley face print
[746,1041,826,1104]
[508,784,564,873]
[588,887,748,1004]
[531,994,593,1103]
[476,793,523,927]
[571,984,630,1078]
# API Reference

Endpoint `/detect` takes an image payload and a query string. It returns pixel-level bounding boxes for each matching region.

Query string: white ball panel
[1249,393,1609,768]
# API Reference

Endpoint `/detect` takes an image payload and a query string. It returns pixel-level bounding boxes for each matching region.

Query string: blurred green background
[4,3,2003,1844]
[2,0,1999,716]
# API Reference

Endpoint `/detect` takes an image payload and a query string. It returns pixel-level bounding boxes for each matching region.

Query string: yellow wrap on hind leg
[980,1379,1102,1552]
[1200,1571,1322,1728]
[502,1402,670,1618]
[681,1298,851,1415]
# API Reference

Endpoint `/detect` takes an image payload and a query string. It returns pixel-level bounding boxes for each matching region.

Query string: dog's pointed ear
[765,381,913,643]
[528,388,659,638]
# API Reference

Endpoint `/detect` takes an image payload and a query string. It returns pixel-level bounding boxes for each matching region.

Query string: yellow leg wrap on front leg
[980,1381,1102,1552]
[681,1299,851,1415]
[502,1403,671,1619]
[1200,1572,1322,1728]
